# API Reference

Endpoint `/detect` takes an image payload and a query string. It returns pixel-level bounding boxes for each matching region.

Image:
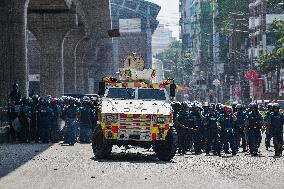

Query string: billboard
[119,18,141,33]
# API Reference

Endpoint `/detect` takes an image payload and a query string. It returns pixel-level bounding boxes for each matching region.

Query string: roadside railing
[0,107,9,143]
[0,107,8,127]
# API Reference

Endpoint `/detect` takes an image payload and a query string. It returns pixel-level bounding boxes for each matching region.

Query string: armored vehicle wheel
[92,128,112,159]
[154,129,176,161]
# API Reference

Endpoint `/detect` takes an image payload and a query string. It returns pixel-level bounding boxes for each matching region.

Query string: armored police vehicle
[92,53,176,161]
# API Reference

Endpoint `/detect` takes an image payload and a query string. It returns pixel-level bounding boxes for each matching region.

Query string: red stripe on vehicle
[152,133,156,141]
[111,126,118,133]
[164,125,170,130]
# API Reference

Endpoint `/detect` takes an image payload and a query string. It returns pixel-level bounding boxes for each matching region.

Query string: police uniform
[50,103,61,143]
[176,111,190,154]
[36,102,53,143]
[269,111,284,156]
[18,101,31,142]
[30,99,39,142]
[246,112,263,155]
[79,105,93,143]
[264,110,273,149]
[204,112,220,155]
[218,113,237,155]
[62,104,79,145]
[188,110,203,154]
[234,111,247,152]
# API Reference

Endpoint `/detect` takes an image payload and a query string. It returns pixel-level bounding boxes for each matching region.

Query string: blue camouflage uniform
[204,112,221,155]
[62,105,79,145]
[268,112,284,156]
[188,110,203,154]
[50,104,61,142]
[246,112,263,155]
[18,103,31,142]
[176,111,190,153]
[218,114,237,155]
[36,103,53,143]
[79,106,93,143]
[234,111,247,151]
[264,110,273,149]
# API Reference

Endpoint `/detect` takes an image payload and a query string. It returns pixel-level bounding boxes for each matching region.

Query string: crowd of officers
[172,101,284,157]
[6,84,284,157]
[7,84,100,145]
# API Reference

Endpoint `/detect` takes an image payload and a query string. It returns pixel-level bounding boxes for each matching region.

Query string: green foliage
[268,0,284,10]
[258,20,284,73]
[154,41,193,81]
[215,0,249,35]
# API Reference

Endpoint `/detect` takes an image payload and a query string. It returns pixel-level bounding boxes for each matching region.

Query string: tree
[268,0,284,11]
[154,41,193,84]
[259,20,284,95]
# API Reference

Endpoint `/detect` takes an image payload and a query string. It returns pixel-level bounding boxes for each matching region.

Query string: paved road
[1,142,284,189]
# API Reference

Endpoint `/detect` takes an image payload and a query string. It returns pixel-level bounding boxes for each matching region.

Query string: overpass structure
[111,0,160,70]
[0,0,113,102]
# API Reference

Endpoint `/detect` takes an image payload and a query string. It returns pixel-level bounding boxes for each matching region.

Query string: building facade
[249,0,284,99]
[152,24,175,56]
[179,0,214,101]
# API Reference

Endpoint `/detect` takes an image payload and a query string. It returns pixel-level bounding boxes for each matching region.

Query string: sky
[147,0,180,39]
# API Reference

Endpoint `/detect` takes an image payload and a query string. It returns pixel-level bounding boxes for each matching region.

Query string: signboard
[212,79,220,86]
[119,18,141,33]
[28,74,40,82]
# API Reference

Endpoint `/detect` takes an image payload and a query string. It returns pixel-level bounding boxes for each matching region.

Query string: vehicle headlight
[156,116,167,124]
[103,114,117,123]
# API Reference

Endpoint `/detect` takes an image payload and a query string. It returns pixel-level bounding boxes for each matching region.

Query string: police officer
[62,97,79,145]
[268,103,284,157]
[18,97,31,142]
[202,102,210,117]
[50,98,61,143]
[234,104,247,152]
[175,102,190,154]
[188,103,204,154]
[36,99,53,143]
[172,101,182,152]
[7,83,22,142]
[264,103,273,150]
[30,95,39,142]
[217,106,237,156]
[246,103,263,156]
[7,99,18,142]
[79,97,93,143]
[204,104,221,156]
[91,96,101,131]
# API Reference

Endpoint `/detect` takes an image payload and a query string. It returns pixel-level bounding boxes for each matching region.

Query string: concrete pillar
[63,27,85,94]
[112,13,119,74]
[145,7,153,69]
[28,12,76,97]
[74,38,90,94]
[74,0,113,94]
[91,38,114,93]
[0,0,29,103]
